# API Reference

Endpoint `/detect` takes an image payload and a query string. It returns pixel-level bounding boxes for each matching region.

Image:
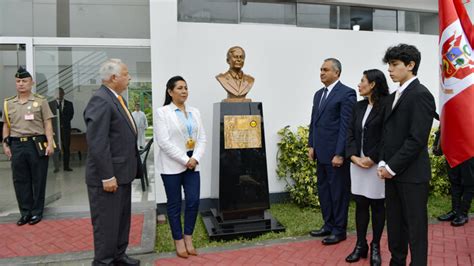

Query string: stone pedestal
[201,102,284,240]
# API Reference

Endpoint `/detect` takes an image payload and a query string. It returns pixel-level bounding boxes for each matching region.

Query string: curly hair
[382,44,421,75]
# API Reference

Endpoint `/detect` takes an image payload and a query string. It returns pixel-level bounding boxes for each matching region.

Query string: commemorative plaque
[224,115,262,149]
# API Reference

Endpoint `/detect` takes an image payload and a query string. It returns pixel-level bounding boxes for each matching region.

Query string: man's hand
[3,144,11,160]
[377,167,393,179]
[332,155,344,168]
[308,147,314,161]
[45,145,54,156]
[186,158,198,170]
[103,177,118,193]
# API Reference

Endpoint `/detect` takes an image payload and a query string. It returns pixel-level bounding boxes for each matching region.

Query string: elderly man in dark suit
[84,58,142,266]
[308,58,356,245]
[378,44,436,266]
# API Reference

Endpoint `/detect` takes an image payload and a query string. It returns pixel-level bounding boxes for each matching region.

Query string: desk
[70,132,87,160]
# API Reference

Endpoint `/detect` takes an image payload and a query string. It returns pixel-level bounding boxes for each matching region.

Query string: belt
[9,136,44,142]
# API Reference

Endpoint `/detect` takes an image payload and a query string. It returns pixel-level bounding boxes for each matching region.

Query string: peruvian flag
[439,0,474,167]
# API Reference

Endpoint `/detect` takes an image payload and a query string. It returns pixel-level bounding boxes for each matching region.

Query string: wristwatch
[3,137,9,146]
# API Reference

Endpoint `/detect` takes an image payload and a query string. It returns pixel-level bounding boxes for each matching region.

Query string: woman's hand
[351,155,369,169]
[186,158,198,170]
[360,157,375,168]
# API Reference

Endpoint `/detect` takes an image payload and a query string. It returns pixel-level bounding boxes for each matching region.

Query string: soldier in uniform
[2,66,55,226]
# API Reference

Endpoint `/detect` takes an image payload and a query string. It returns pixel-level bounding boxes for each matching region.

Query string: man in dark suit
[49,87,74,172]
[378,44,435,266]
[84,58,142,266]
[308,58,356,245]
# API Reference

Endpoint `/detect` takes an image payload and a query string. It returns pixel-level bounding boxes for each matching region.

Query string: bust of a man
[216,46,255,102]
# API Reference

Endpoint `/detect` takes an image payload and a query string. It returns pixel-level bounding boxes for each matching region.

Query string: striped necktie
[319,88,328,110]
[117,95,137,134]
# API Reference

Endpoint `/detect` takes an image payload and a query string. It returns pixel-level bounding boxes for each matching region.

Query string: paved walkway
[0,214,143,258]
[154,218,474,266]
[0,211,472,265]
[0,202,156,265]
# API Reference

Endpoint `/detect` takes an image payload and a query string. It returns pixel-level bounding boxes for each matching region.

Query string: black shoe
[28,215,42,225]
[92,260,114,266]
[53,168,60,173]
[115,255,140,266]
[16,215,31,226]
[370,243,382,266]
[64,168,73,171]
[437,210,457,221]
[309,228,331,237]
[322,234,346,245]
[345,241,368,262]
[451,214,469,226]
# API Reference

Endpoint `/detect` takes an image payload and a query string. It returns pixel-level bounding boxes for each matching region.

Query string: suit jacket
[49,99,74,130]
[309,81,356,164]
[346,99,386,163]
[379,79,435,183]
[83,85,143,186]
[155,103,206,174]
[216,71,254,98]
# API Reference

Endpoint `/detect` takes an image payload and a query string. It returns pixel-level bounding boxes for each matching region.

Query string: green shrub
[276,126,450,207]
[428,128,450,196]
[276,126,318,208]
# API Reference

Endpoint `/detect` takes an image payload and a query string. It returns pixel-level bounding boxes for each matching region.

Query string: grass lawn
[145,127,153,138]
[155,194,470,252]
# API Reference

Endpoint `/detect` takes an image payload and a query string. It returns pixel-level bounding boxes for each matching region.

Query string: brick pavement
[155,218,474,265]
[0,214,144,259]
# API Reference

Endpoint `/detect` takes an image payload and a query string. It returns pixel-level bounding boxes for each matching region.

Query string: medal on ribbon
[186,138,196,149]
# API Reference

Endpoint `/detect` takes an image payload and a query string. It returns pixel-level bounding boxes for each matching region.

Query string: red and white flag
[439,0,474,168]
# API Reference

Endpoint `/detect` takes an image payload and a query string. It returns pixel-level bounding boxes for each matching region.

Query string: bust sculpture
[216,46,255,102]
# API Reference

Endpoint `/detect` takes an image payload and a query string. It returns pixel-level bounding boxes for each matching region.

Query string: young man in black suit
[377,44,436,266]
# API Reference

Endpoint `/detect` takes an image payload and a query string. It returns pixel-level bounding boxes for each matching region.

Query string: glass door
[0,37,35,215]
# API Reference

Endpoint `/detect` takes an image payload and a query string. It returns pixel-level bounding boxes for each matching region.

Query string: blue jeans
[161,169,200,240]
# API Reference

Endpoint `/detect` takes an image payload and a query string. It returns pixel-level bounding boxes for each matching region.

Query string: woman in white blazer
[154,76,206,258]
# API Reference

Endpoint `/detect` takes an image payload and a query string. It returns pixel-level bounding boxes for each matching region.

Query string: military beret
[15,66,32,79]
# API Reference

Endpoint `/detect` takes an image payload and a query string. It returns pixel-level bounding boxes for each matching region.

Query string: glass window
[0,0,150,38]
[373,9,397,32]
[240,1,296,25]
[178,0,238,24]
[420,12,438,35]
[398,11,420,33]
[0,0,34,37]
[34,47,151,132]
[338,6,351,30]
[347,6,374,31]
[0,44,26,102]
[297,3,335,29]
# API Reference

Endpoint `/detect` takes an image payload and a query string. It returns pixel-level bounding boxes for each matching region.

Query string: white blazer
[154,103,206,174]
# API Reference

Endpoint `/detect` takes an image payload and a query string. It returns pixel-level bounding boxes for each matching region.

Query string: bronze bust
[216,46,255,102]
